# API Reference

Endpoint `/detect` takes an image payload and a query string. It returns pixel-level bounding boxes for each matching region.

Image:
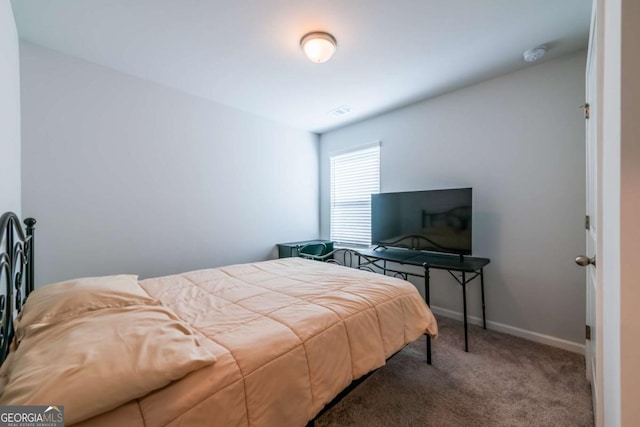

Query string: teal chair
[298,243,327,259]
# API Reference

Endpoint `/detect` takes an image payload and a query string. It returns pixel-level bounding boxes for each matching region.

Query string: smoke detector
[523,46,547,63]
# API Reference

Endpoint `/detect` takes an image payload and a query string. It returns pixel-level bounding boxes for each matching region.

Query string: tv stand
[356,247,490,357]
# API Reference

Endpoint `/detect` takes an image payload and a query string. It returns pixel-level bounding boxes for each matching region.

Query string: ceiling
[11,0,591,134]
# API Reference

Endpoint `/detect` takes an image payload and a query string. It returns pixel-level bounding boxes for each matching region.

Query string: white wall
[20,42,319,286]
[0,2,21,215]
[320,52,587,345]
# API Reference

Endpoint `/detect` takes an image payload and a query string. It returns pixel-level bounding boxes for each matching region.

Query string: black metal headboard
[0,212,36,363]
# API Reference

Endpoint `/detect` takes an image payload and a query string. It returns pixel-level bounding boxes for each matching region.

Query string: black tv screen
[371,188,472,255]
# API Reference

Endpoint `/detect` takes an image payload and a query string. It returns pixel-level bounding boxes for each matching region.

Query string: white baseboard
[430,305,585,355]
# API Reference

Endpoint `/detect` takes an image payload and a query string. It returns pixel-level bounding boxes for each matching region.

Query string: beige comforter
[76,258,438,426]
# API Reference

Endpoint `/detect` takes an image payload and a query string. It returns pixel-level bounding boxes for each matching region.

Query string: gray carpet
[316,317,594,427]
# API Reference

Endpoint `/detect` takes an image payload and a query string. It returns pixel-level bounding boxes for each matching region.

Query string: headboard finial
[24,218,36,295]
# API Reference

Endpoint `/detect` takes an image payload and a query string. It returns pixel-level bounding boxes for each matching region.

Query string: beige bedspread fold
[75,258,437,427]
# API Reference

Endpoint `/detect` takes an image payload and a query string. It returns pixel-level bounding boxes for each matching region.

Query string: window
[330,144,380,245]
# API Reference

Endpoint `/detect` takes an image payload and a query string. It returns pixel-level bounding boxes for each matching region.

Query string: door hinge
[585,215,590,230]
[581,103,590,119]
[586,325,591,340]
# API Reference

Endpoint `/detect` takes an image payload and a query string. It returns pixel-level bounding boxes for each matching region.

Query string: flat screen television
[371,188,472,255]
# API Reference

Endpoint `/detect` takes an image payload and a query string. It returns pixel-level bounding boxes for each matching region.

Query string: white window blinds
[330,144,380,245]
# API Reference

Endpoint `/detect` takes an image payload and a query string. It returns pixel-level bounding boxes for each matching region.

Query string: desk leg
[424,267,431,306]
[425,266,431,365]
[462,272,468,352]
[480,268,486,329]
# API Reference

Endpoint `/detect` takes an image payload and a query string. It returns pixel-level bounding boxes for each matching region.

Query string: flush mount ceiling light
[300,32,337,63]
[523,45,547,63]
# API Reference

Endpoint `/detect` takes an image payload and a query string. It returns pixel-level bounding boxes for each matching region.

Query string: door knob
[575,255,596,267]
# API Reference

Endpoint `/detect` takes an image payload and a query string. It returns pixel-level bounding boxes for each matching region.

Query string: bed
[0,212,438,426]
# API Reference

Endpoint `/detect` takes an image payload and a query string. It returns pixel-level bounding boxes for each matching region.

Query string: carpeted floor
[316,317,594,427]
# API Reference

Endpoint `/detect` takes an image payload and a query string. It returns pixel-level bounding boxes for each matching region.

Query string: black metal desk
[356,247,490,359]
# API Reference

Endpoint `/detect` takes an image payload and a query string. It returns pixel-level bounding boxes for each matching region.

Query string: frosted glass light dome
[300,32,337,63]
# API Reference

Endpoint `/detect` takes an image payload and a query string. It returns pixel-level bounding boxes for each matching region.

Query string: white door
[578,2,603,425]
